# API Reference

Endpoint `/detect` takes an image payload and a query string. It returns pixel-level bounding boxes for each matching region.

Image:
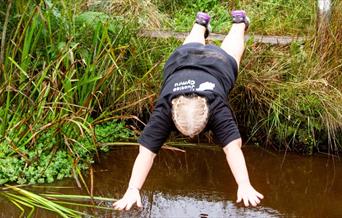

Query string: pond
[1,145,341,217]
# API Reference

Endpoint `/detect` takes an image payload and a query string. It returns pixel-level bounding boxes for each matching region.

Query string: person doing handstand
[113,10,264,210]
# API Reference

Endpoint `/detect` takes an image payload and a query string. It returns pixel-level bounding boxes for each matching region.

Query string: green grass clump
[154,0,316,35]
[231,22,342,153]
[237,0,316,35]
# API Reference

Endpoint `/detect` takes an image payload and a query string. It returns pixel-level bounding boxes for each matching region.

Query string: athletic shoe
[231,10,250,30]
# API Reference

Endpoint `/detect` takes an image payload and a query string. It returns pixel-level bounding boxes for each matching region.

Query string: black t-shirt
[138,43,241,153]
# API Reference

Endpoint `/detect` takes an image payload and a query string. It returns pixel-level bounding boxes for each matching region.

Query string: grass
[0,0,136,185]
[0,185,116,217]
[229,1,342,153]
[153,0,316,35]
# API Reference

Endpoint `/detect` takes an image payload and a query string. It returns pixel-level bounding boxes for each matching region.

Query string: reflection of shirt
[138,43,241,153]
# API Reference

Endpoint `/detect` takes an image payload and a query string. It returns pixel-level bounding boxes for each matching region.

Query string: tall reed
[230,1,342,153]
[0,0,140,184]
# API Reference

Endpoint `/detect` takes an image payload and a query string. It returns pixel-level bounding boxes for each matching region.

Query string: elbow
[139,145,157,160]
[223,138,242,155]
[235,138,242,148]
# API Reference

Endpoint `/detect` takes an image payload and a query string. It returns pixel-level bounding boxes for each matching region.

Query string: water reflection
[1,145,341,217]
[95,145,342,217]
[141,192,279,217]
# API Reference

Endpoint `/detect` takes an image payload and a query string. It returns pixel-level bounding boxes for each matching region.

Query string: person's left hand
[236,183,264,207]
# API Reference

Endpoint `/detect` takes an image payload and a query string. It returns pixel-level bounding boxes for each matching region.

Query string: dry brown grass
[84,0,168,29]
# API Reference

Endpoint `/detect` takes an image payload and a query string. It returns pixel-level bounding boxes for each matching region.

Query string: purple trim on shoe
[231,10,249,30]
[196,12,211,24]
[231,10,246,17]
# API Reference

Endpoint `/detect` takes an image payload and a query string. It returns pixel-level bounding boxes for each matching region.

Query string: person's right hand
[113,187,143,210]
[236,183,264,207]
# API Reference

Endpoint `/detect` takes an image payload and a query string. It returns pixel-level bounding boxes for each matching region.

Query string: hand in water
[113,188,143,210]
[236,183,264,207]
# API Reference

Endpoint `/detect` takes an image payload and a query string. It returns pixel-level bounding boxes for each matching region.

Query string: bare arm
[113,145,156,210]
[223,138,264,206]
[128,145,156,189]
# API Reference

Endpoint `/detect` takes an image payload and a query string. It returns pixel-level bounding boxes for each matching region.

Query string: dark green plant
[0,120,133,185]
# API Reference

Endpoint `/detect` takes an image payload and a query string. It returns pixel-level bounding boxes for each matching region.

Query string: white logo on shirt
[173,80,195,92]
[196,82,215,91]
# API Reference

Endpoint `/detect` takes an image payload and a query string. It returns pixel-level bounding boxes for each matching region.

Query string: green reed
[0,0,137,185]
[1,185,116,217]
[230,1,342,153]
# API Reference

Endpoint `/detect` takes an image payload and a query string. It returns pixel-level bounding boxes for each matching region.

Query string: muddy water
[1,145,341,217]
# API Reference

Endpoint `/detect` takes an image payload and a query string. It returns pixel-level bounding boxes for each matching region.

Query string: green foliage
[96,120,133,143]
[231,40,342,154]
[239,0,315,35]
[158,0,231,33]
[267,90,324,154]
[0,0,141,184]
[95,120,134,152]
[0,120,133,185]
[154,0,315,35]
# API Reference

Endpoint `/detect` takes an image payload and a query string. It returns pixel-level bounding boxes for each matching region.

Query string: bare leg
[183,23,206,45]
[220,23,246,68]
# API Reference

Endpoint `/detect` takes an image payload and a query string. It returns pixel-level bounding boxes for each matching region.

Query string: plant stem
[0,0,13,69]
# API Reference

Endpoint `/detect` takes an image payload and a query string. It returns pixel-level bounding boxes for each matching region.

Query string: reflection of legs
[183,23,206,45]
[220,23,246,68]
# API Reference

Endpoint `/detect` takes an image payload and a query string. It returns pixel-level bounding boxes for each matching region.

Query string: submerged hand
[113,187,143,210]
[236,183,264,207]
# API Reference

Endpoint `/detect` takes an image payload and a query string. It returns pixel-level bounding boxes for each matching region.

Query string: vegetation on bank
[0,0,138,185]
[155,0,316,35]
[0,0,341,186]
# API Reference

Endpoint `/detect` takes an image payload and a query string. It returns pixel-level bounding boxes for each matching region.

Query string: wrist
[127,185,140,192]
[237,180,251,186]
